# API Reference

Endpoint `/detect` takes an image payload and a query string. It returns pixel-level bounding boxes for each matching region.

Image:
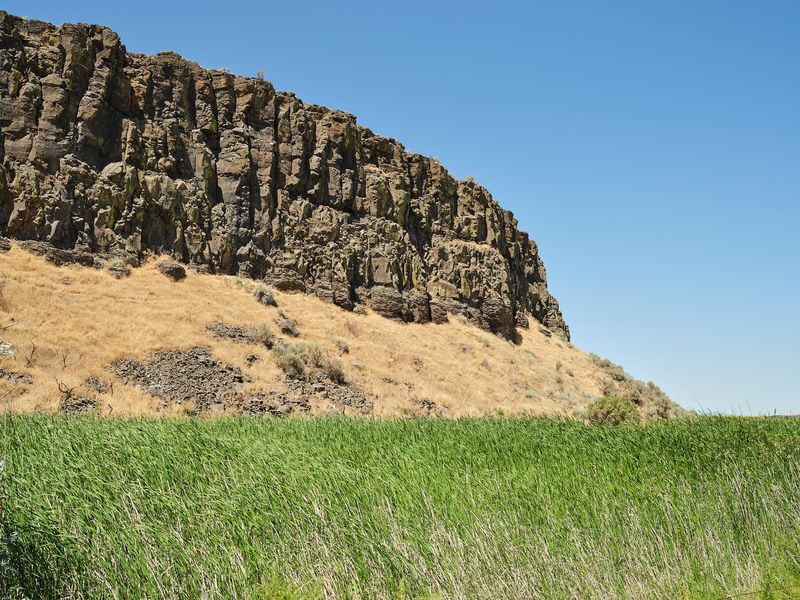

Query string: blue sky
[8,1,799,414]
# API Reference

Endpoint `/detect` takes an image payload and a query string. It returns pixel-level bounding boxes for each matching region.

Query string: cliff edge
[0,11,568,339]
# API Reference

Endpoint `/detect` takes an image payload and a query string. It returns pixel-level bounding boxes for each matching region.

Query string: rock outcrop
[0,11,568,339]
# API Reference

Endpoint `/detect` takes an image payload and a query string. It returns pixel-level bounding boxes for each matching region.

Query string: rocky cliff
[0,11,568,339]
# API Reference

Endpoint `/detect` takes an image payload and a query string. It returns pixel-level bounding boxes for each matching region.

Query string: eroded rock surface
[0,11,568,339]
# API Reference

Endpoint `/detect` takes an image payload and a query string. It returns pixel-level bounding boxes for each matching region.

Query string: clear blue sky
[9,1,799,414]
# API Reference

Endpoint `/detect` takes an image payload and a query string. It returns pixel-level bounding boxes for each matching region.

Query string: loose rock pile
[285,378,373,415]
[205,322,259,344]
[111,347,247,412]
[108,337,371,415]
[60,394,98,415]
[15,240,99,268]
[235,391,310,417]
[0,368,33,385]
[205,321,275,348]
[85,376,111,394]
[412,398,446,416]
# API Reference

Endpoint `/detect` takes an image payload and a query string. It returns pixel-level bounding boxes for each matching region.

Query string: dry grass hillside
[0,243,679,418]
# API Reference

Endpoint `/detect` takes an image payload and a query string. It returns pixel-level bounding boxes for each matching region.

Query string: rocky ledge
[0,11,568,339]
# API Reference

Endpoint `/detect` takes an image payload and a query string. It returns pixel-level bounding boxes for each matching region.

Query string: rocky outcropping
[0,11,568,339]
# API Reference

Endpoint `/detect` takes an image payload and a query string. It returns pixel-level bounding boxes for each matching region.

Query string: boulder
[369,286,404,320]
[482,298,515,338]
[156,261,186,281]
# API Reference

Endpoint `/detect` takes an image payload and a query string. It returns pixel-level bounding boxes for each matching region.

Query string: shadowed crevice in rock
[0,10,569,341]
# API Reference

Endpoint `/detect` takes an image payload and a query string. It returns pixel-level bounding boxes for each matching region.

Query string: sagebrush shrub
[253,284,276,307]
[272,342,346,383]
[255,324,275,348]
[587,395,640,426]
[273,343,306,379]
[276,317,300,337]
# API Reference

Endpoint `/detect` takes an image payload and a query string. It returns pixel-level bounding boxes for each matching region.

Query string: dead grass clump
[344,320,359,336]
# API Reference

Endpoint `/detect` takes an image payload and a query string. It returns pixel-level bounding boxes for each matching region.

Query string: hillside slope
[0,242,679,418]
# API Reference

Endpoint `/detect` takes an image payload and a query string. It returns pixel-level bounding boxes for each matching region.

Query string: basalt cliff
[0,11,568,339]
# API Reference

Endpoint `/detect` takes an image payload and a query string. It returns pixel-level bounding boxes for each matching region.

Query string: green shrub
[587,395,640,425]
[273,343,306,379]
[272,342,346,384]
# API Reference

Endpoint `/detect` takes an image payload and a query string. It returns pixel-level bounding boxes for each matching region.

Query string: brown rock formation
[0,11,568,339]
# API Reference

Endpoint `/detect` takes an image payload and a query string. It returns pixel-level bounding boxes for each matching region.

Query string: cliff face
[0,11,568,339]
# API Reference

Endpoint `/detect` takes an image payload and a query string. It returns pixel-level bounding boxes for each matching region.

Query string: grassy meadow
[1,415,799,599]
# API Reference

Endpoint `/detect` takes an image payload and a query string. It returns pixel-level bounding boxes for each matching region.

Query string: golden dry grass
[0,244,613,417]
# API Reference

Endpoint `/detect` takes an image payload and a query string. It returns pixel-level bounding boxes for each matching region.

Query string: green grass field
[1,416,799,599]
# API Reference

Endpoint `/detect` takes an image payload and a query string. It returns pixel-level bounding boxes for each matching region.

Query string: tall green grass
[1,416,799,599]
